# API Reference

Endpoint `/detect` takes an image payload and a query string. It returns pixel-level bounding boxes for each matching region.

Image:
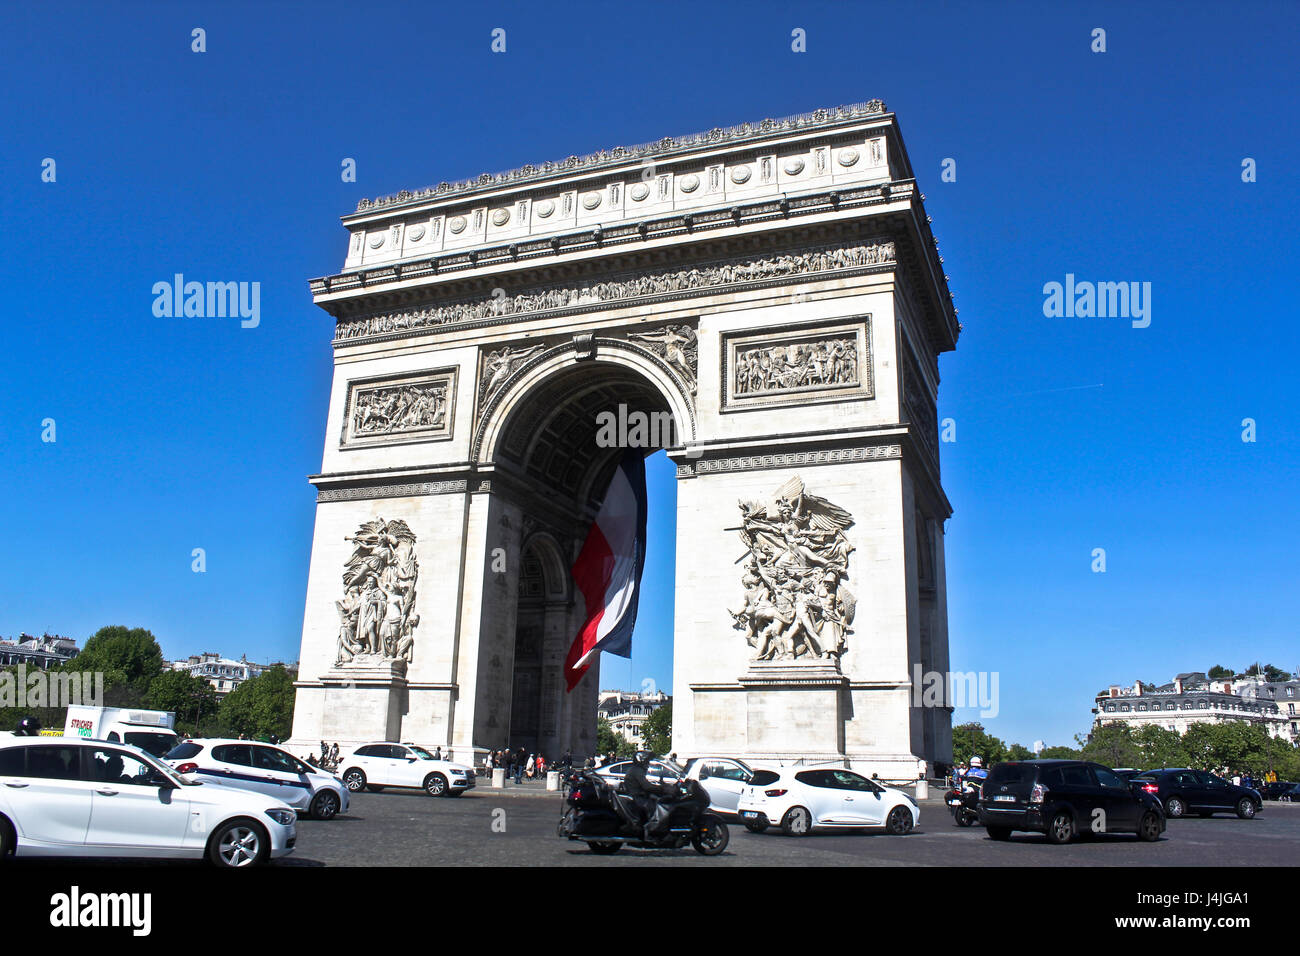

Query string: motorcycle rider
[623,750,671,840]
[962,755,988,793]
[13,717,41,737]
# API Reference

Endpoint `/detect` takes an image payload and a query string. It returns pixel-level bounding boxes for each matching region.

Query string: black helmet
[633,750,652,767]
[15,717,41,737]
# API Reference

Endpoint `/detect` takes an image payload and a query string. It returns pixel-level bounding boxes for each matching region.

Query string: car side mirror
[149,770,175,789]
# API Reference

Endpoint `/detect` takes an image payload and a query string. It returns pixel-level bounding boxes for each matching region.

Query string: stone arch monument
[289,101,960,776]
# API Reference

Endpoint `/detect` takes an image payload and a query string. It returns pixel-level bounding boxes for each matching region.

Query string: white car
[679,757,757,816]
[594,757,683,790]
[340,743,476,797]
[165,739,349,820]
[736,767,919,836]
[0,736,296,867]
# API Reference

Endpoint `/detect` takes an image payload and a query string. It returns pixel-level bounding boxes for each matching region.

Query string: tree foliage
[217,665,295,742]
[952,722,1008,765]
[642,700,672,755]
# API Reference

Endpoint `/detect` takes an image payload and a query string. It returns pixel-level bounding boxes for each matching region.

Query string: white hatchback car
[736,767,919,836]
[0,737,296,867]
[165,739,349,820]
[340,743,476,797]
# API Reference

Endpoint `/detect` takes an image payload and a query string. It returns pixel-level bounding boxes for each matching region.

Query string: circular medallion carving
[448,216,467,234]
[838,147,860,167]
[536,200,555,218]
[784,158,805,175]
[368,235,384,249]
[408,225,426,242]
[491,208,510,226]
[730,165,752,184]
[581,191,601,210]
[679,173,700,193]
[630,183,650,202]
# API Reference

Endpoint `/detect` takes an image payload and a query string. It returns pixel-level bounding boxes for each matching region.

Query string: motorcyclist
[623,750,671,840]
[13,717,41,737]
[962,755,988,793]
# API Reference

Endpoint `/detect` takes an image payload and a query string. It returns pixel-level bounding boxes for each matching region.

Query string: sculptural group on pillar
[335,518,421,667]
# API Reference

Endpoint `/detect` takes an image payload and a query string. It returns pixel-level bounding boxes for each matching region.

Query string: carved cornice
[317,480,469,503]
[332,237,895,346]
[677,443,902,477]
[351,101,887,215]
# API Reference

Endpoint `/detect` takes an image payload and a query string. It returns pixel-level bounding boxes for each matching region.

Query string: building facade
[598,689,669,749]
[0,634,79,670]
[1094,672,1297,743]
[170,653,271,696]
[288,102,960,776]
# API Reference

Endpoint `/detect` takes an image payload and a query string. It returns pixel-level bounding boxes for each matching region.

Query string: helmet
[14,717,41,737]
[633,750,652,767]
[970,756,983,768]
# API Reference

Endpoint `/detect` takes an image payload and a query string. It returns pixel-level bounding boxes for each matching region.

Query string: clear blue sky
[2,2,1296,750]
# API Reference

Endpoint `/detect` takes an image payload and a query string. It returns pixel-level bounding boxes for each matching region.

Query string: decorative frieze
[334,240,895,342]
[340,369,456,449]
[317,480,468,503]
[677,444,901,477]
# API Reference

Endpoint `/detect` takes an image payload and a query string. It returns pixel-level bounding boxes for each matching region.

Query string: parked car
[1260,781,1299,801]
[1130,768,1262,819]
[339,743,476,797]
[594,757,683,790]
[736,767,918,836]
[0,737,296,867]
[977,759,1165,844]
[165,739,349,819]
[678,756,756,816]
[1113,768,1146,781]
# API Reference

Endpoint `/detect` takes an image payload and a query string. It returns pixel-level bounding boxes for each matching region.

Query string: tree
[951,723,1008,765]
[1207,665,1232,680]
[146,669,219,735]
[1039,745,1082,759]
[1006,743,1034,761]
[1132,724,1187,769]
[62,625,165,703]
[1079,723,1139,768]
[642,700,672,755]
[218,665,295,742]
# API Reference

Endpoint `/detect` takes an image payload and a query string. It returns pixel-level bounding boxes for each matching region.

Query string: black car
[977,759,1166,844]
[1130,768,1262,819]
[1260,781,1299,801]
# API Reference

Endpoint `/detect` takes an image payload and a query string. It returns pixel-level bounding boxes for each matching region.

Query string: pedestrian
[537,753,546,776]
[526,753,536,778]
[513,750,525,784]
[434,745,442,760]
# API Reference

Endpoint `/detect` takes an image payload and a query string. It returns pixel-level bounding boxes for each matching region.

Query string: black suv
[977,760,1166,844]
[1130,769,1262,819]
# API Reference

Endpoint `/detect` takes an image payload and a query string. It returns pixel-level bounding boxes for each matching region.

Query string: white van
[63,706,178,758]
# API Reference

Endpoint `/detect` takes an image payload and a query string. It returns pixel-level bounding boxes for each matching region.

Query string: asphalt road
[276,788,1300,867]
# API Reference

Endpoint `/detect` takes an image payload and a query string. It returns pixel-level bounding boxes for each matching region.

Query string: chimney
[1174,677,1183,695]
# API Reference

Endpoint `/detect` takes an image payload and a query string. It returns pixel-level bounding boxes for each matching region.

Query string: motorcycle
[557,769,730,856]
[945,782,980,827]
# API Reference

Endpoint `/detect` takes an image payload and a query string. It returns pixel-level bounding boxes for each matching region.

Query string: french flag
[565,449,648,691]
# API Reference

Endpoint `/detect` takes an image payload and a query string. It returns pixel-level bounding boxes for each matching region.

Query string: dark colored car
[977,759,1166,844]
[1130,768,1262,819]
[1260,781,1299,801]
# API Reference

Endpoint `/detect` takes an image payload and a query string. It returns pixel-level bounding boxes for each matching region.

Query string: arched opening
[488,359,682,759]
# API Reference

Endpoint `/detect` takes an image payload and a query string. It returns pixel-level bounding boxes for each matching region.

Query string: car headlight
[265,808,297,827]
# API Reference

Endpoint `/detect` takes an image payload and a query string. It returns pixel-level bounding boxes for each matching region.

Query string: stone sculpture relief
[351,381,449,437]
[628,325,698,392]
[730,476,857,663]
[734,336,858,396]
[334,518,420,667]
[479,344,544,405]
[334,240,895,341]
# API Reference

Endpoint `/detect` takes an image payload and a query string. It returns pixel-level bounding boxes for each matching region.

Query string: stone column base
[738,660,849,756]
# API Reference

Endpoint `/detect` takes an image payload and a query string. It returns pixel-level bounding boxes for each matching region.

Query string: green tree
[1006,743,1034,761]
[952,722,1008,765]
[1207,665,1233,680]
[62,625,165,704]
[218,665,295,742]
[1079,723,1140,768]
[642,700,672,755]
[1039,745,1082,759]
[1132,724,1187,769]
[147,670,219,735]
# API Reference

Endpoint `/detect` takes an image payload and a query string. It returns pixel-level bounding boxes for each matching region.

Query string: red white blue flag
[565,450,648,691]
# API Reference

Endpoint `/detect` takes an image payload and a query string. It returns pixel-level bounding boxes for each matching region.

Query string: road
[277,788,1300,867]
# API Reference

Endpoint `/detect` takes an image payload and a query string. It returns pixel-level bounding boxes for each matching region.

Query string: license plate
[993,795,1015,803]
[947,798,963,806]
[741,811,758,819]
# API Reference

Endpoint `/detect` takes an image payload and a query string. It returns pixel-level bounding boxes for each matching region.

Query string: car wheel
[342,769,365,792]
[208,819,269,868]
[1138,810,1162,842]
[886,805,914,835]
[1236,798,1257,820]
[310,790,340,820]
[1165,796,1186,818]
[589,841,621,855]
[1046,810,1075,845]
[0,816,14,861]
[781,806,812,837]
[692,817,730,855]
[986,827,1012,841]
[424,773,449,797]
[954,811,973,827]
[744,821,768,834]
[366,785,385,793]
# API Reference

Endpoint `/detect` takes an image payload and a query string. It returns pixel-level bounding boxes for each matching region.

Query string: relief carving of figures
[352,382,448,436]
[729,476,857,663]
[335,241,895,340]
[335,518,420,666]
[480,344,544,405]
[628,325,698,391]
[735,336,858,396]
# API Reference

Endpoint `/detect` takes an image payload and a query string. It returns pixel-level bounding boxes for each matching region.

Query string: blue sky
[1,1,1295,749]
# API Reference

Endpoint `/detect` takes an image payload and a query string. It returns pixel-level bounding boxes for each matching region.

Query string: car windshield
[137,751,196,788]
[408,746,436,759]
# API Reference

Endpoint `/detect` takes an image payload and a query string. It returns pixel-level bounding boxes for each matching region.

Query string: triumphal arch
[289,101,960,776]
